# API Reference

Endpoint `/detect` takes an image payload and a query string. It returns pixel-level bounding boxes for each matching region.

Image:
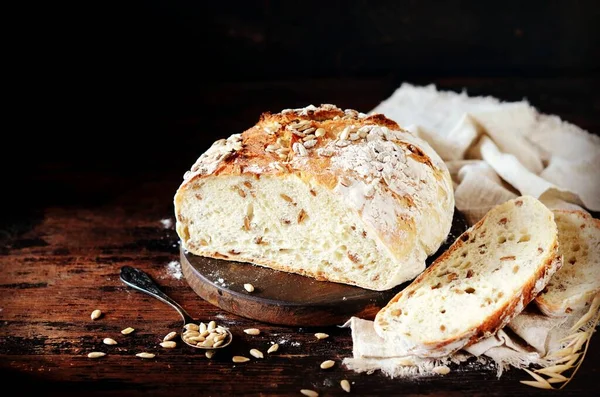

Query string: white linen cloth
[343,83,600,378]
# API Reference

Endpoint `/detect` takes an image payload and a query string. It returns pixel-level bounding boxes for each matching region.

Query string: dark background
[9,0,600,207]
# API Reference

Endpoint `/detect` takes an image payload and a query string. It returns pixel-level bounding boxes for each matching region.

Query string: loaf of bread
[174,104,455,290]
[534,209,600,316]
[374,196,562,357]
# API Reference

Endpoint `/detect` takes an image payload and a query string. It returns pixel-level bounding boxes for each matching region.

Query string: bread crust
[535,209,600,317]
[374,196,562,357]
[174,104,455,290]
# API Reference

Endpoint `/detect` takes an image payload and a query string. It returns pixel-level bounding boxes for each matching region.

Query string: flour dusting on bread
[174,104,454,290]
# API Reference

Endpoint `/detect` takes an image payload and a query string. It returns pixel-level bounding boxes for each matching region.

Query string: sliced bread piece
[374,195,561,357]
[534,210,600,317]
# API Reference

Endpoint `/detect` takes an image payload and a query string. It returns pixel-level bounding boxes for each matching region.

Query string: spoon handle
[119,266,195,325]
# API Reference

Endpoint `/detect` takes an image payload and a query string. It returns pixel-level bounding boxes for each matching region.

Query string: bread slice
[374,196,561,357]
[534,210,600,316]
[174,104,455,291]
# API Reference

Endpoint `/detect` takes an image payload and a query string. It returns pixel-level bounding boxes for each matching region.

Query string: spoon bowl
[119,265,232,350]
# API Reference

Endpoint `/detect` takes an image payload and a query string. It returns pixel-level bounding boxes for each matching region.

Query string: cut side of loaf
[174,104,455,291]
[535,210,600,316]
[374,196,561,357]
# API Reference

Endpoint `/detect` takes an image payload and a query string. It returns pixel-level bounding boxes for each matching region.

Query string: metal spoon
[119,265,232,350]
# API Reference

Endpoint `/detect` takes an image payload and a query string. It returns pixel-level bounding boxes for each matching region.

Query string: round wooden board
[180,209,469,326]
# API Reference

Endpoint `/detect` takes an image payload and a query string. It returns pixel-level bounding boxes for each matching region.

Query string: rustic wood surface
[2,77,599,396]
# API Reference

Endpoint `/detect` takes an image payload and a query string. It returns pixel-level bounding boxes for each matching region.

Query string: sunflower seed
[320,360,335,369]
[213,340,224,348]
[214,334,226,342]
[136,352,155,359]
[121,327,135,335]
[315,333,329,340]
[520,380,553,390]
[340,379,351,393]
[87,352,106,359]
[205,350,215,359]
[103,338,117,346]
[250,349,264,359]
[201,339,214,348]
[244,283,255,292]
[335,140,350,147]
[90,309,102,321]
[432,365,450,375]
[184,330,200,338]
[315,128,326,137]
[300,389,319,397]
[188,336,205,342]
[163,331,177,342]
[349,133,361,141]
[303,127,316,135]
[185,323,200,331]
[232,356,250,363]
[303,139,317,148]
[244,328,260,335]
[266,144,278,152]
[199,322,207,333]
[339,126,350,141]
[267,344,279,354]
[208,321,216,331]
[160,341,177,349]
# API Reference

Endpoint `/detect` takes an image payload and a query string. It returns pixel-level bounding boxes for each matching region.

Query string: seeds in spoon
[213,340,224,348]
[121,327,135,335]
[250,349,264,359]
[136,352,155,359]
[90,309,102,320]
[160,341,177,348]
[244,283,255,292]
[199,322,207,333]
[232,356,250,363]
[185,323,199,331]
[103,338,118,345]
[267,344,279,354]
[320,360,335,369]
[300,389,319,397]
[315,333,329,340]
[207,321,216,331]
[163,331,177,341]
[244,328,260,335]
[340,380,351,393]
[87,352,106,358]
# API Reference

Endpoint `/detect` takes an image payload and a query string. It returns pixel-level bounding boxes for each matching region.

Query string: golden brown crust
[376,197,561,354]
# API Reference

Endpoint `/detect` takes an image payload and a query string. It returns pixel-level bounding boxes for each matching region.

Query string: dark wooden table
[1,77,599,396]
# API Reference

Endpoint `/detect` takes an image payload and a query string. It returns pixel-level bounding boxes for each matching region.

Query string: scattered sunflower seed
[340,379,351,393]
[244,328,260,335]
[90,309,102,321]
[103,338,118,346]
[87,352,106,359]
[244,283,255,293]
[315,333,329,340]
[267,344,279,354]
[320,360,335,369]
[232,356,250,363]
[121,327,135,335]
[163,331,177,342]
[205,350,215,359]
[136,352,155,359]
[300,389,319,397]
[250,349,264,359]
[160,341,177,349]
